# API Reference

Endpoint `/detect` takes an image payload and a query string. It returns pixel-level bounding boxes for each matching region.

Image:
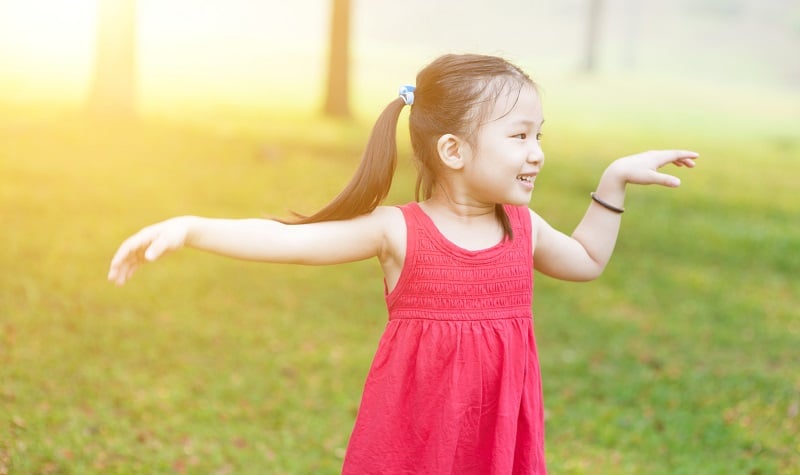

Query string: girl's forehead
[485,84,543,124]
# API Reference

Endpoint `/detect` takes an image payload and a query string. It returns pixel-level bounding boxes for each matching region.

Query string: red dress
[343,203,547,474]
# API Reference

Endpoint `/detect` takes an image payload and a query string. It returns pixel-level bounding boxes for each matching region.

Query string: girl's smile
[516,172,537,191]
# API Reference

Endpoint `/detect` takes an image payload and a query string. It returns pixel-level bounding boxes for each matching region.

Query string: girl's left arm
[532,150,698,281]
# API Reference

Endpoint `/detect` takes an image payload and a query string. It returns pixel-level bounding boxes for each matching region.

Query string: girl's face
[462,83,545,206]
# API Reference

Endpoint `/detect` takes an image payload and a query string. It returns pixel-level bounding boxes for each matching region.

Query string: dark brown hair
[290,54,535,237]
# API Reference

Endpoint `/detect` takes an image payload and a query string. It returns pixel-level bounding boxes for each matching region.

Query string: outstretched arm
[107,207,402,286]
[533,150,698,281]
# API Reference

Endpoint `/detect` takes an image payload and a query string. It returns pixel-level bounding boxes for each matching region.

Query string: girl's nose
[527,144,544,165]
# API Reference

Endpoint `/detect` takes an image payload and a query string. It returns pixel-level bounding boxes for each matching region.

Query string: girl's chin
[502,194,534,207]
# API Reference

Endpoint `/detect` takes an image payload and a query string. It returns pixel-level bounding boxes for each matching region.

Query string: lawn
[1,75,798,474]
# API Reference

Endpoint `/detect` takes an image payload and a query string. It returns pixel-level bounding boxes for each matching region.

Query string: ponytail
[287,98,406,224]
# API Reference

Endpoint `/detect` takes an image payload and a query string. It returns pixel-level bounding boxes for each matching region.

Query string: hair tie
[398,85,416,106]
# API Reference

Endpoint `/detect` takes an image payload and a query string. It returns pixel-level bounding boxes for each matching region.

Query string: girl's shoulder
[370,204,407,242]
[371,204,406,222]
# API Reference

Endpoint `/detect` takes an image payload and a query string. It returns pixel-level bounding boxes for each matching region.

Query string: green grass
[1,77,799,474]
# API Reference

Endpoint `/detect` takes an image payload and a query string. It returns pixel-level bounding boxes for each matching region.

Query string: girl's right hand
[107,217,192,286]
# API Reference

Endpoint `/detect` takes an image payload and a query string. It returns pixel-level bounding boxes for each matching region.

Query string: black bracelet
[590,192,625,214]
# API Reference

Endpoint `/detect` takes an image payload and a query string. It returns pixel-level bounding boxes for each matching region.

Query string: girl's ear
[436,134,468,170]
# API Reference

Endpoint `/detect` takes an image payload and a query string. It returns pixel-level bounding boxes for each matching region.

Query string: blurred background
[1,0,798,115]
[1,1,799,474]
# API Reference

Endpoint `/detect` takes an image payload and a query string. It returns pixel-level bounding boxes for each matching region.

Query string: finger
[110,251,136,284]
[109,251,138,283]
[110,262,128,286]
[110,231,149,268]
[674,150,699,159]
[669,157,694,167]
[109,243,131,272]
[108,263,124,283]
[108,247,133,282]
[114,268,131,286]
[651,170,681,188]
[109,237,149,283]
[144,235,173,261]
[124,266,137,284]
[653,150,699,168]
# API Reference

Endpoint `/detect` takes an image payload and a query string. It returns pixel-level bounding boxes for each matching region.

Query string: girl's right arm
[107,207,403,286]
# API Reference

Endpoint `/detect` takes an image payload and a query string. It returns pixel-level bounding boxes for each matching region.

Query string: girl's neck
[423,189,495,221]
[418,192,505,251]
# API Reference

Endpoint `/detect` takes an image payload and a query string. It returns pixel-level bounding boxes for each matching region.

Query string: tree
[323,0,351,118]
[87,0,137,119]
[620,0,642,70]
[583,0,604,73]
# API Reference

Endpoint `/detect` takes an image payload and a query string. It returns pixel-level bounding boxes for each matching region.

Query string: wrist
[596,163,627,197]
[591,162,628,211]
[173,215,199,247]
[590,192,625,213]
[602,160,629,187]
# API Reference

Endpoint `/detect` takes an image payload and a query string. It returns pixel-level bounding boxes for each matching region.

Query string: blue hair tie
[398,85,416,106]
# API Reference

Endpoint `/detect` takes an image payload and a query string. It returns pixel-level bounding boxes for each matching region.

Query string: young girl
[108,54,697,474]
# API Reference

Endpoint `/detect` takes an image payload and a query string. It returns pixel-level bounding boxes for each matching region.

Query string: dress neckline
[409,202,510,259]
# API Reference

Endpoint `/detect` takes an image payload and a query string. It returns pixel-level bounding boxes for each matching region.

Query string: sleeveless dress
[342,203,547,474]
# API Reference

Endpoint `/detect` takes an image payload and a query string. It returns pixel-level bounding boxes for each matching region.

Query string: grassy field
[1,76,799,474]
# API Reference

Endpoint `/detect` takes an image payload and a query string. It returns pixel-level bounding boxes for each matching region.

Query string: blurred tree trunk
[323,0,351,118]
[87,0,137,120]
[583,0,604,73]
[621,0,641,70]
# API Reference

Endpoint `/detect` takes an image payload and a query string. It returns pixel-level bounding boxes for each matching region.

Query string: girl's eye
[536,133,543,141]
[513,133,527,140]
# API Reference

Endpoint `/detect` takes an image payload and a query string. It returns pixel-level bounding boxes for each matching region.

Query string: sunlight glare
[0,0,97,99]
[0,0,327,108]
[137,0,326,112]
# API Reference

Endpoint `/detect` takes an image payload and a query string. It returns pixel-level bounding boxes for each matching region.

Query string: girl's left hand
[609,150,699,188]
